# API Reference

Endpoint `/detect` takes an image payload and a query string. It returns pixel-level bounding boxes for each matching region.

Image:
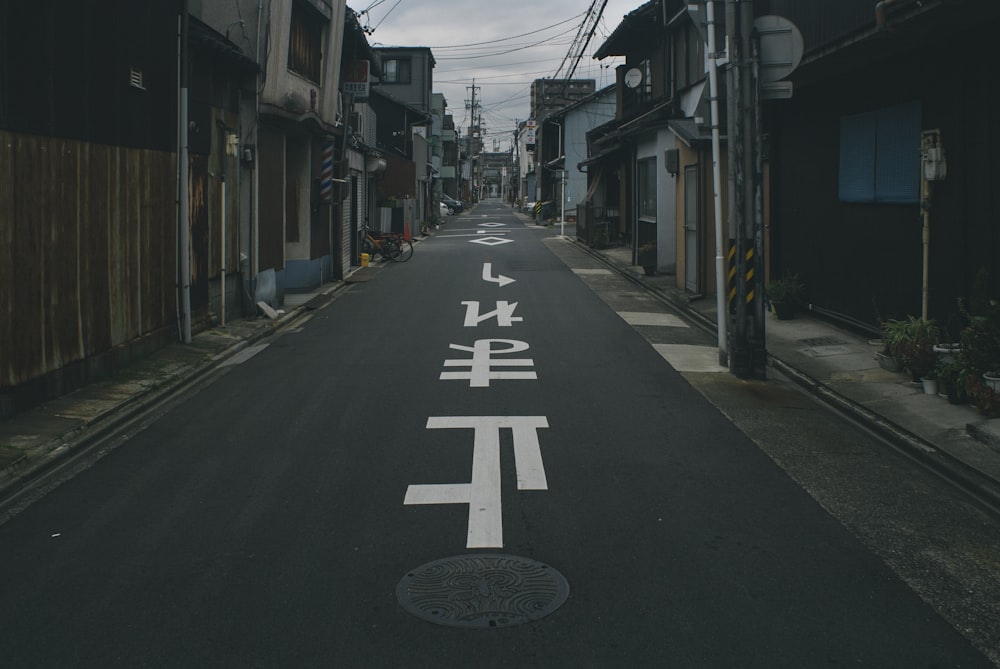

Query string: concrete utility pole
[725,0,766,379]
[466,80,481,202]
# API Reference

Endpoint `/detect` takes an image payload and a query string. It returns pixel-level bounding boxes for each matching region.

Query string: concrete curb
[563,234,1000,517]
[0,281,350,502]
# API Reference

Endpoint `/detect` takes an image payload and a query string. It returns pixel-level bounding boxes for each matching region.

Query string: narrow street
[1,201,998,668]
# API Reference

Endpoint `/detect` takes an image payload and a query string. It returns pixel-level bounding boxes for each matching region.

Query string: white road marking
[470,236,515,246]
[405,416,550,548]
[618,311,689,328]
[440,340,537,387]
[482,262,516,286]
[651,344,729,372]
[403,484,470,505]
[461,301,523,327]
[218,343,269,368]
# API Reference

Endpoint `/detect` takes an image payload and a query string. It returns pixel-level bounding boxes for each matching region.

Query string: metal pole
[220,175,226,327]
[561,169,566,237]
[706,0,728,367]
[179,2,192,344]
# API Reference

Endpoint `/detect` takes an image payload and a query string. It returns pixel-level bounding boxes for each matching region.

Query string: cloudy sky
[353,0,643,151]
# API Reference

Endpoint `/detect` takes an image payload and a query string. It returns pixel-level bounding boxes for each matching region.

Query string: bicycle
[361,224,413,263]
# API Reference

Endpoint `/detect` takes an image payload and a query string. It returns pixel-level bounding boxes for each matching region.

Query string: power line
[554,0,610,88]
[416,13,585,50]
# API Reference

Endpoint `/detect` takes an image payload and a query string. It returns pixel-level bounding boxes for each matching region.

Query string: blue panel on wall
[875,101,921,204]
[838,112,876,202]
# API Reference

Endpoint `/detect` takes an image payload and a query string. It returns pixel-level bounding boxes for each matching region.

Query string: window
[839,101,921,204]
[382,58,411,84]
[288,1,323,83]
[638,158,657,220]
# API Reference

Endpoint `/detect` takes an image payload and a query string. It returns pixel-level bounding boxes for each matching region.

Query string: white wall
[636,130,678,274]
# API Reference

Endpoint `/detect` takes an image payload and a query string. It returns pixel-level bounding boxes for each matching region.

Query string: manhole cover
[799,336,847,347]
[396,554,569,629]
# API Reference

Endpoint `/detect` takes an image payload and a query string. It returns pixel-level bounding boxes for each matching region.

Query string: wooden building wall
[0,131,176,398]
[769,23,1000,329]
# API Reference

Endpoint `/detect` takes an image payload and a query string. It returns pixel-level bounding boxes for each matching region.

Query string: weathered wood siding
[0,131,176,392]
[762,0,876,51]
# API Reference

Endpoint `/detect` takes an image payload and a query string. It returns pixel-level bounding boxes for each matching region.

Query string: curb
[0,281,349,504]
[564,235,1000,518]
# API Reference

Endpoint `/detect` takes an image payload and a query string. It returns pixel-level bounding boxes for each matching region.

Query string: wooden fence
[0,130,178,404]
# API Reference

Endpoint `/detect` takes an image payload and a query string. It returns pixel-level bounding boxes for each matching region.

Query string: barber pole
[321,141,334,202]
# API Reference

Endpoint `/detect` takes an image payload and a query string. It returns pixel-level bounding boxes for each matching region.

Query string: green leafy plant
[959,296,1000,377]
[881,316,941,381]
[766,272,806,306]
[936,359,971,404]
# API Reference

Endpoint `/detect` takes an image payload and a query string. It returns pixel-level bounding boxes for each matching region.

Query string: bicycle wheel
[381,238,403,261]
[393,238,414,262]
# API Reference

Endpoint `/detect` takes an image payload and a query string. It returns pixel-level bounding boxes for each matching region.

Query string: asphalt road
[1,202,995,667]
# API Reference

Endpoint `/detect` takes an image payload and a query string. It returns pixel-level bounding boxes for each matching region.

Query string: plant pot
[874,351,902,372]
[984,372,1000,393]
[921,377,939,395]
[771,301,795,320]
[944,381,966,405]
[932,343,962,365]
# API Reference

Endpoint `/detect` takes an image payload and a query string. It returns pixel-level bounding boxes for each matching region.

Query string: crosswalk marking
[617,311,689,328]
[651,344,728,372]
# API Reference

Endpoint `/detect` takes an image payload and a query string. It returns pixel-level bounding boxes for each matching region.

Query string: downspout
[175,13,182,341]
[221,173,227,326]
[706,0,728,366]
[178,1,192,344]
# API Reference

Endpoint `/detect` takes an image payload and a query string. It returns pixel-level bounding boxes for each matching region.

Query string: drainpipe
[220,174,227,326]
[178,1,192,344]
[706,0,728,366]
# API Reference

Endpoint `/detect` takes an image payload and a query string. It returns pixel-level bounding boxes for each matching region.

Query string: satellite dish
[624,67,643,89]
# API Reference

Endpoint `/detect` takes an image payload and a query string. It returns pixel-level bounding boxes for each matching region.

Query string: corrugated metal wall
[0,131,175,390]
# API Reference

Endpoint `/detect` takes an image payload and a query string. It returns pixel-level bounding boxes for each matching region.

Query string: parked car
[440,194,465,214]
[439,202,451,216]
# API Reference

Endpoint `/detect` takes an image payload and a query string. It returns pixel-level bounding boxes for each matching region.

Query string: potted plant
[637,241,657,276]
[766,272,806,320]
[959,295,1000,395]
[877,318,908,373]
[937,360,971,405]
[882,316,940,382]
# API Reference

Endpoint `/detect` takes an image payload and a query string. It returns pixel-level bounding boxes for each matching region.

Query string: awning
[578,144,623,170]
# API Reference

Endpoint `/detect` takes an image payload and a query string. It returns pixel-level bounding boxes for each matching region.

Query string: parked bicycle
[361,224,414,263]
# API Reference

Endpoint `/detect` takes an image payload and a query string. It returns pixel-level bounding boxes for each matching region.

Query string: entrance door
[684,164,700,293]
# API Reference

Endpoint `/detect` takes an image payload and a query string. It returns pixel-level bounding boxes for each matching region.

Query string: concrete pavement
[2,213,999,518]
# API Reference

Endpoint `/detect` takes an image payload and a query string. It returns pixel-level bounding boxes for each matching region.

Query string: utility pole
[465,80,481,202]
[725,0,766,379]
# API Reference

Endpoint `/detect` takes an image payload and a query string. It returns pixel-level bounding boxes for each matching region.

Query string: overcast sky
[354,0,642,151]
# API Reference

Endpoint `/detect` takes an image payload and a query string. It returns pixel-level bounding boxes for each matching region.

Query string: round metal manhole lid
[397,554,570,629]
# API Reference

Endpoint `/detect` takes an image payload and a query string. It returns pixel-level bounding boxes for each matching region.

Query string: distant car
[440,194,465,214]
[439,202,451,216]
